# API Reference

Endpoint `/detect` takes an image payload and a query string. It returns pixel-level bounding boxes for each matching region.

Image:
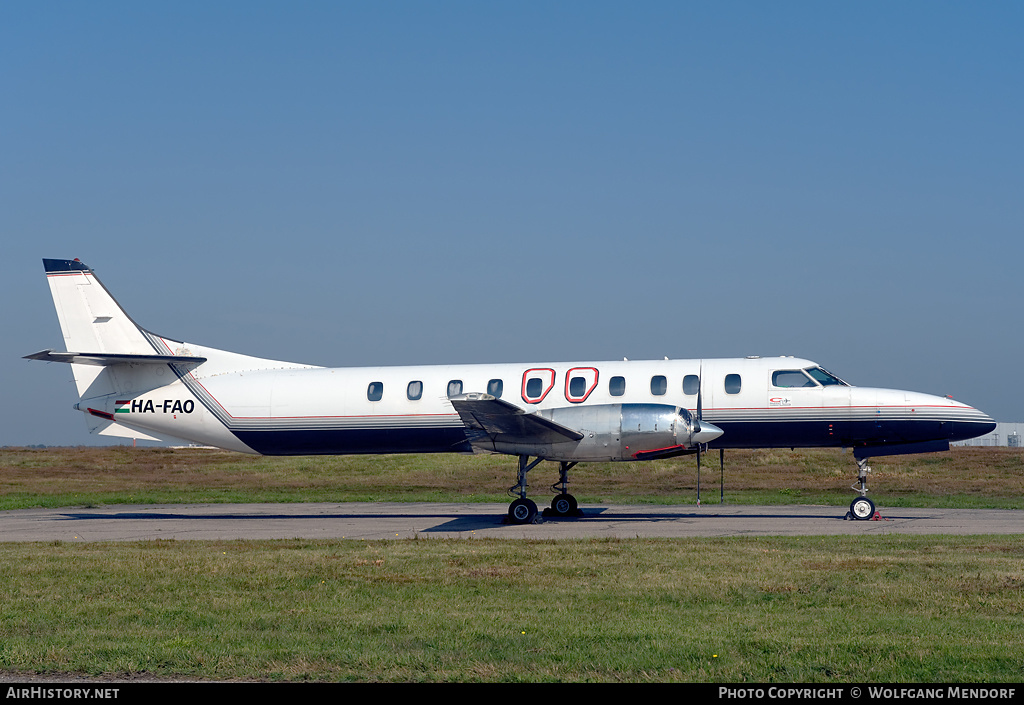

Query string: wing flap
[449,393,584,444]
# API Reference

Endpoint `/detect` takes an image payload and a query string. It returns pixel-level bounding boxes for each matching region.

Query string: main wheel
[850,496,875,520]
[508,498,538,524]
[550,493,578,517]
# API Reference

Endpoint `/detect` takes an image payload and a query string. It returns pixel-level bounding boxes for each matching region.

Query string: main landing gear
[848,456,877,520]
[507,456,543,524]
[547,461,582,518]
[506,457,582,524]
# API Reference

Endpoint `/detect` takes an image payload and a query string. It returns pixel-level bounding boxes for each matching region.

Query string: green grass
[1,536,1023,682]
[1,446,1022,510]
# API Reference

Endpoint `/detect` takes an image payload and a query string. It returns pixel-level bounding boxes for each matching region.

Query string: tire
[850,496,875,521]
[509,498,538,524]
[550,493,578,517]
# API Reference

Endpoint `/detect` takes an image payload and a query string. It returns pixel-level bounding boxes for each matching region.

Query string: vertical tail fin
[41,258,162,397]
[43,258,155,356]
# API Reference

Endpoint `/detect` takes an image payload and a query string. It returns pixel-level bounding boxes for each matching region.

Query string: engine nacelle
[490,403,698,461]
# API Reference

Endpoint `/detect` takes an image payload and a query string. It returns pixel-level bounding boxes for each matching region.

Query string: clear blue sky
[3,1,1021,446]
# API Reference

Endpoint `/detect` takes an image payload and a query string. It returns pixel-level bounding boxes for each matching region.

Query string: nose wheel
[848,456,877,520]
[850,496,876,520]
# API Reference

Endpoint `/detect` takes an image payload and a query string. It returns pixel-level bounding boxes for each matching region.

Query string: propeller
[696,441,702,505]
[690,363,725,505]
[696,363,702,505]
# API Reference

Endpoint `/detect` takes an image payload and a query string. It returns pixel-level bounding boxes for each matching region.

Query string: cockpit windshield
[804,366,848,386]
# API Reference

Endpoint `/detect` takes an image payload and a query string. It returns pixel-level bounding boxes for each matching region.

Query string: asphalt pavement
[2,502,1023,541]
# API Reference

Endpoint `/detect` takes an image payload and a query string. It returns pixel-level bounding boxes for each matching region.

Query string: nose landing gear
[848,456,877,520]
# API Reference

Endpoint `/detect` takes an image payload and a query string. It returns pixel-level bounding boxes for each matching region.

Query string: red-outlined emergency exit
[521,368,555,403]
[565,367,599,403]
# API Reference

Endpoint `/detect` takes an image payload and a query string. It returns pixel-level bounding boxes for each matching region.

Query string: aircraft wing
[24,349,207,366]
[448,393,584,444]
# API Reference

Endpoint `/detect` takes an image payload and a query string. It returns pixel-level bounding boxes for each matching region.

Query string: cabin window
[367,382,384,402]
[725,374,742,394]
[683,374,700,395]
[487,379,503,398]
[609,376,626,396]
[651,375,667,396]
[407,380,423,400]
[772,370,816,388]
[526,378,543,398]
[569,376,587,397]
[447,380,463,397]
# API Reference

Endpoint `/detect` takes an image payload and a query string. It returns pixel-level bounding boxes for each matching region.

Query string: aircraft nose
[692,420,724,445]
[910,391,996,442]
[945,402,996,442]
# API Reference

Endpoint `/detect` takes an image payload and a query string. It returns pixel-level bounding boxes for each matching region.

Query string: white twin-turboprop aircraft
[27,258,995,523]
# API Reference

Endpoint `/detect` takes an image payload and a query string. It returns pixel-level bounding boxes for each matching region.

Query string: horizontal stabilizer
[449,393,584,444]
[23,349,207,367]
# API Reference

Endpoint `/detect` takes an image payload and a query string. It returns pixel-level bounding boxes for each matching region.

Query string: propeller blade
[696,443,702,505]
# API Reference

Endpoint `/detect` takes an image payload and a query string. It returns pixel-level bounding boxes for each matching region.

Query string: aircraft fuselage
[75,352,994,460]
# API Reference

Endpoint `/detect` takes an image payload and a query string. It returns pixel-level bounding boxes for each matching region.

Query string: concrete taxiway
[1,503,1023,541]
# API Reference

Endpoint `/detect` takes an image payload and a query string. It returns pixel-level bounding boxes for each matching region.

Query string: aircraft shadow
[53,506,866,535]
